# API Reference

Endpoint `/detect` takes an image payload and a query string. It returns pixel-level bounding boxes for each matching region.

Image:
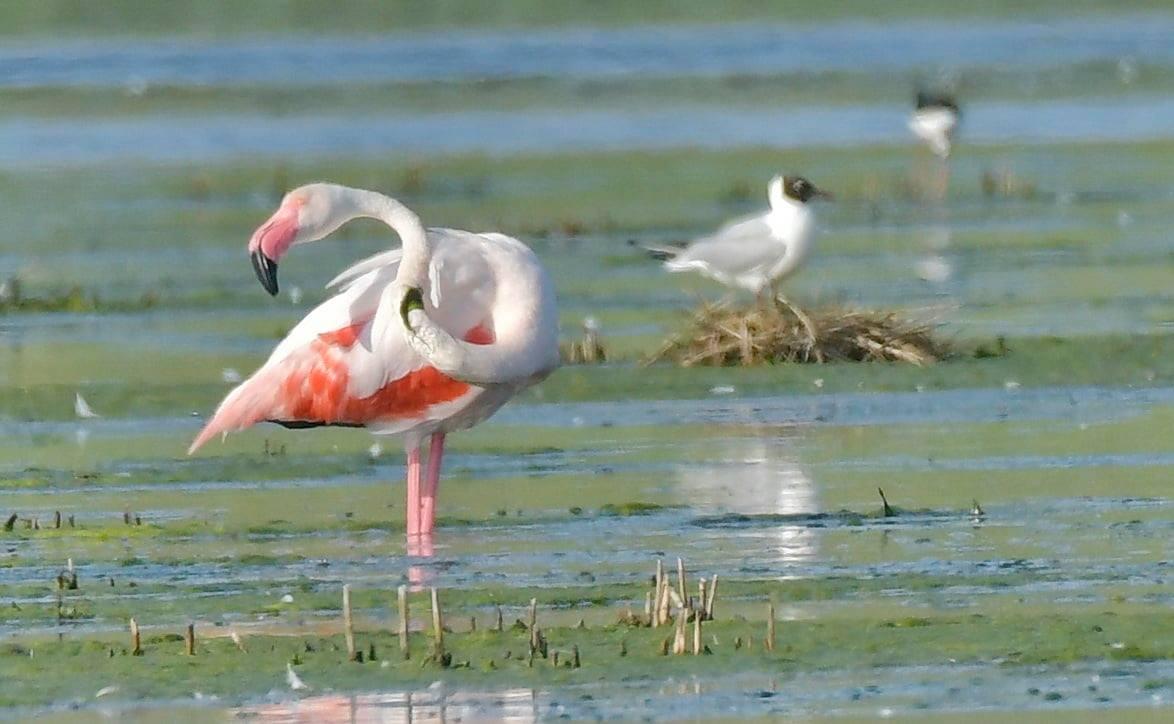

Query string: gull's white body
[664,176,815,295]
[190,184,559,538]
[908,107,958,158]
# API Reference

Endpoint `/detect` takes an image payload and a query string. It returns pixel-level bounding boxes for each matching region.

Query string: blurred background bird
[909,89,961,158]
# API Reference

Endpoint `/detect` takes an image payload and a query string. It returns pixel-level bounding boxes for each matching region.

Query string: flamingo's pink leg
[406,528,435,590]
[405,445,422,539]
[420,432,445,535]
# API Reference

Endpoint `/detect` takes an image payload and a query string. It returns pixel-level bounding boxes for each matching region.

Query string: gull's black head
[782,176,832,203]
[916,90,960,114]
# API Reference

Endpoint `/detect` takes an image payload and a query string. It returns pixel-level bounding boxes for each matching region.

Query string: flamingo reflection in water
[236,686,542,723]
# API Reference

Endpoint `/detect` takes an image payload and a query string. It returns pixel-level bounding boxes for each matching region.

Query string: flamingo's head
[248,183,351,296]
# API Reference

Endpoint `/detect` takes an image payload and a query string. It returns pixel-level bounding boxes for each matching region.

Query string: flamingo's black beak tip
[250,250,279,297]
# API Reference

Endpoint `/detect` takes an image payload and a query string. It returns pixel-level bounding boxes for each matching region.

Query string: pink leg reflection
[406,533,435,590]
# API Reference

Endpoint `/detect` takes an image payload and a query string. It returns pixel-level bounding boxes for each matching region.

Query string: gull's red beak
[247,199,301,297]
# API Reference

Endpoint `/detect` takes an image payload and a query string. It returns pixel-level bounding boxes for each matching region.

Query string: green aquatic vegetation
[0,455,367,490]
[805,404,1174,467]
[598,502,667,517]
[881,617,936,628]
[9,139,1174,259]
[1107,643,1164,663]
[0,548,1140,629]
[0,498,668,549]
[0,603,1169,708]
[9,60,1174,121]
[543,333,1174,403]
[1,0,1168,37]
[689,504,948,529]
[0,282,265,316]
[0,285,159,314]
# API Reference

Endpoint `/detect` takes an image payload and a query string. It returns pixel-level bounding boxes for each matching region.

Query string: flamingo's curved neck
[314,185,557,387]
[341,188,432,285]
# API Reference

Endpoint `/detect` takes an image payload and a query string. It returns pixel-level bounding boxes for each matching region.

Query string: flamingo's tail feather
[188,371,277,454]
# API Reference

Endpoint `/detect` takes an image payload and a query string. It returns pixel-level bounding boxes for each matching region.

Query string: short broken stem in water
[397,585,410,660]
[343,584,357,662]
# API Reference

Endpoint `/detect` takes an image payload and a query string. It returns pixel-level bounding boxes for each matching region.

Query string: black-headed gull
[655,175,831,303]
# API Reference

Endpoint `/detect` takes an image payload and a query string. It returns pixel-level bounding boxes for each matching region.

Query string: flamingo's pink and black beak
[247,197,301,297]
[251,250,280,296]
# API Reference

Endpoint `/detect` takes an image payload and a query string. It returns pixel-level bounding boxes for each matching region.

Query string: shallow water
[5,16,1174,88]
[3,381,1170,638]
[2,4,1173,720]
[9,96,1174,166]
[224,664,1174,721]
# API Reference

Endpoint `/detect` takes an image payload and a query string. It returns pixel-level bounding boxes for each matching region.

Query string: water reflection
[10,96,1174,166]
[915,225,956,289]
[406,533,435,591]
[9,17,1174,89]
[674,435,820,565]
[236,686,540,723]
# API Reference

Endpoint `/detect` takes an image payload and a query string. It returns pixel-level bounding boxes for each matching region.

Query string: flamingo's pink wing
[189,247,493,454]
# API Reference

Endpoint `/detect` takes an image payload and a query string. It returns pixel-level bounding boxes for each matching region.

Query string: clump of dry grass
[647,299,949,367]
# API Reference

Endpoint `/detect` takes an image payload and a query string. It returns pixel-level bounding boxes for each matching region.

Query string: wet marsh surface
[2,1,1173,720]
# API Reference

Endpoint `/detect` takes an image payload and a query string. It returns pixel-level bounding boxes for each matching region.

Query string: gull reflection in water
[675,434,820,566]
[236,686,542,723]
[914,225,955,289]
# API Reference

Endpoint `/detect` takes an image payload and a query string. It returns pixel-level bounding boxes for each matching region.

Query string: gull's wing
[665,213,784,279]
[710,210,773,241]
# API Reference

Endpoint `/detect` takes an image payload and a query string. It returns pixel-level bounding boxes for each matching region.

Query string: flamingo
[188,183,560,540]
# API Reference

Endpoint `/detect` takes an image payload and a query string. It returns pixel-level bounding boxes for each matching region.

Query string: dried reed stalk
[397,585,410,659]
[342,585,357,661]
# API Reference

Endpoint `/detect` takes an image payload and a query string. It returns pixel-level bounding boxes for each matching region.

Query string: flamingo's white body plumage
[189,184,559,540]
